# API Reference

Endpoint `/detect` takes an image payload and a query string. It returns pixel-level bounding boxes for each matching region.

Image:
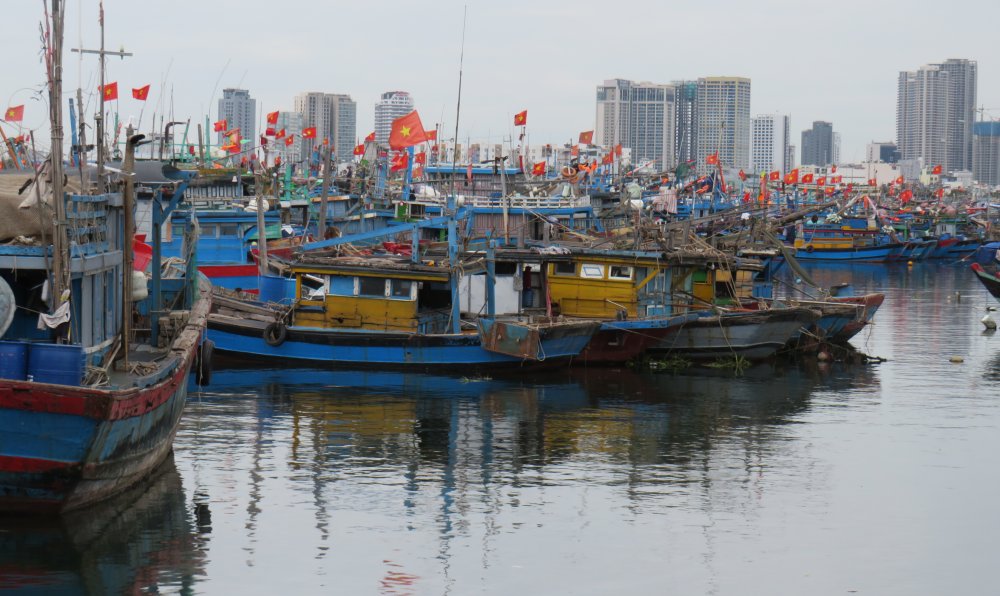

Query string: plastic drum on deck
[28,343,84,386]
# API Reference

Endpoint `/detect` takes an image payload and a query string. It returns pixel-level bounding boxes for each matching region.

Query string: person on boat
[522,266,533,308]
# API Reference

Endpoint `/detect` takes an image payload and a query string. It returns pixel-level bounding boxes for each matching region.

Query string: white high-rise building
[595,79,676,170]
[217,88,256,146]
[293,92,357,162]
[750,114,790,175]
[695,77,751,173]
[374,91,415,145]
[897,59,977,173]
[274,111,303,165]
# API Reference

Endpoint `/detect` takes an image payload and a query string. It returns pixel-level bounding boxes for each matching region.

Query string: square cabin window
[580,264,604,279]
[357,277,387,297]
[609,266,633,280]
[390,279,414,299]
[553,262,576,276]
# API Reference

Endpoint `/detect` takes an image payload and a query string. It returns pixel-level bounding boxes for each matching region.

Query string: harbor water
[2,262,999,595]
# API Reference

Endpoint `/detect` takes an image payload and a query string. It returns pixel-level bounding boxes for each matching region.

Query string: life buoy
[805,244,814,253]
[561,166,576,179]
[264,322,287,346]
[196,339,214,385]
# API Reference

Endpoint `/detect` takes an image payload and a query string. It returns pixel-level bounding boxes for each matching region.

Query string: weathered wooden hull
[0,288,210,514]
[207,315,599,369]
[650,307,821,361]
[575,313,704,365]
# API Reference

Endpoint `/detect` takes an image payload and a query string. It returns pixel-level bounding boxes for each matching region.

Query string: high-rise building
[801,121,834,166]
[973,122,1000,186]
[595,79,676,170]
[897,58,977,173]
[866,141,899,163]
[750,113,791,175]
[275,111,304,166]
[694,77,751,173]
[673,80,698,166]
[293,92,357,162]
[833,132,841,165]
[217,88,256,146]
[374,91,415,146]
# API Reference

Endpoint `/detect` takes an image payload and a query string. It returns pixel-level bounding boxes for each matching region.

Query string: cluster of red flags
[95,82,151,102]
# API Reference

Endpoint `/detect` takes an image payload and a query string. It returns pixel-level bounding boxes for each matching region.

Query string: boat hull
[971,263,1000,301]
[207,316,598,369]
[576,313,703,364]
[792,243,904,262]
[650,308,820,361]
[0,356,192,514]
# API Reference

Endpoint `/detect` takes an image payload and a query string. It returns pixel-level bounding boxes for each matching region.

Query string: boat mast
[46,0,69,315]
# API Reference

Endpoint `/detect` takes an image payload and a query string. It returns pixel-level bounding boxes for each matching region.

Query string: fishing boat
[971,263,1000,301]
[649,306,821,361]
[0,4,209,513]
[206,252,599,369]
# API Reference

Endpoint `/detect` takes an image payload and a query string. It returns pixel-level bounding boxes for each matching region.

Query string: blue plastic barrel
[0,341,29,381]
[28,343,84,386]
[258,274,294,304]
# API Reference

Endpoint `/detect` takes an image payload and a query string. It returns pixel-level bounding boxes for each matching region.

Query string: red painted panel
[0,455,76,473]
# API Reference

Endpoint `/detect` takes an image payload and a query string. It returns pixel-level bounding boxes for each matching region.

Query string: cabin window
[357,277,387,297]
[580,264,604,279]
[609,265,633,280]
[220,224,239,237]
[172,224,186,238]
[553,262,576,275]
[390,279,415,299]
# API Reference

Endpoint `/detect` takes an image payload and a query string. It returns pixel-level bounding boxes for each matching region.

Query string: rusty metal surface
[478,320,542,360]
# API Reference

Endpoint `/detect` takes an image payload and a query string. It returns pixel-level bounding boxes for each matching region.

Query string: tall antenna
[449,6,467,204]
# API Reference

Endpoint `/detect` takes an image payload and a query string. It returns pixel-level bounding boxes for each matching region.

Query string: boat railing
[414,194,591,210]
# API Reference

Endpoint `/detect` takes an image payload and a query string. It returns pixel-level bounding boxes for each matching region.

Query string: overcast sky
[3,0,998,163]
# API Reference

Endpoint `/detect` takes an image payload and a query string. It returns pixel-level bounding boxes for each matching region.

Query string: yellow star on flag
[400,126,411,137]
[4,109,12,118]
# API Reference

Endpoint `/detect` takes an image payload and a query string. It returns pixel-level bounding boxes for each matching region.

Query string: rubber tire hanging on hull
[196,339,214,385]
[264,322,287,347]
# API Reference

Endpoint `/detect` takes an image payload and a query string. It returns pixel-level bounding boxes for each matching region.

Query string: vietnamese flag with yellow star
[132,85,150,101]
[513,110,527,126]
[302,127,317,139]
[389,110,429,150]
[100,82,119,101]
[3,105,24,122]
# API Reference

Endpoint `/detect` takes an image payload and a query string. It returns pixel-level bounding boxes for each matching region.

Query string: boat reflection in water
[178,362,879,593]
[0,455,207,595]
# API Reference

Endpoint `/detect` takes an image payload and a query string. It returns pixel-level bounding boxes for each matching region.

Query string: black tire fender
[264,322,287,347]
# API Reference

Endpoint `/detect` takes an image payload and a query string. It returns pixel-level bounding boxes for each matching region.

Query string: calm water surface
[3,262,999,595]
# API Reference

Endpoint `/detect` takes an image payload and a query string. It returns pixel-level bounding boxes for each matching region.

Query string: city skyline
[2,0,999,165]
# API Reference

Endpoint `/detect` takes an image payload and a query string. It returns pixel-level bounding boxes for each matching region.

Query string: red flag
[388,110,429,149]
[831,165,837,173]
[514,110,527,126]
[601,152,613,165]
[466,162,473,182]
[100,82,118,101]
[322,138,329,146]
[900,189,914,204]
[783,169,799,184]
[932,164,942,175]
[742,191,751,203]
[265,127,275,137]
[831,175,842,184]
[867,178,877,186]
[260,135,268,147]
[801,173,814,184]
[531,162,546,176]
[414,152,426,165]
[706,152,719,165]
[390,152,408,172]
[275,128,286,140]
[365,131,376,142]
[825,186,835,196]
[425,129,437,141]
[131,85,150,101]
[614,143,622,156]
[816,176,826,186]
[846,183,854,193]
[266,111,279,125]
[768,171,780,181]
[213,119,228,132]
[935,188,944,199]
[578,130,594,145]
[895,175,904,185]
[284,135,295,146]
[353,144,365,156]
[738,169,747,181]
[3,105,24,122]
[302,127,317,139]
